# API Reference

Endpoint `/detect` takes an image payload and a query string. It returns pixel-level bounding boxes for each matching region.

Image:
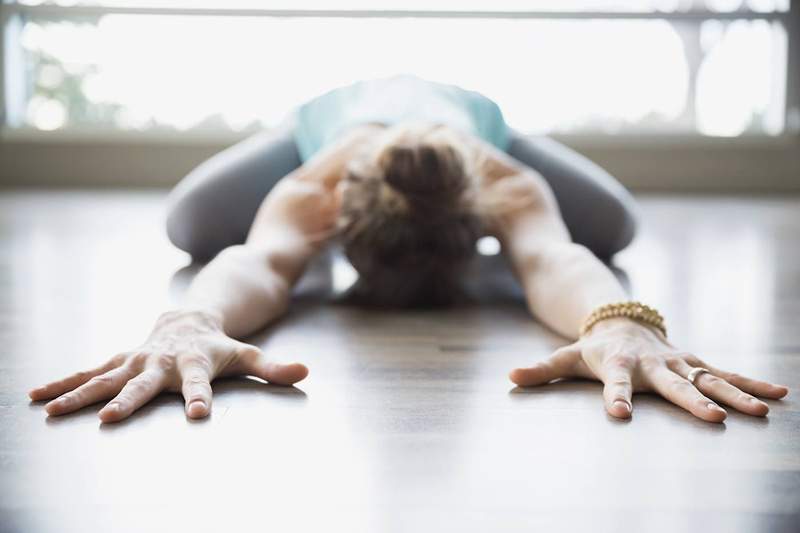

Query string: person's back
[292,74,509,163]
[166,76,638,261]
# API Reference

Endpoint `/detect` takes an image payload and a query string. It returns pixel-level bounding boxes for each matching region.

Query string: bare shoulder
[264,172,333,208]
[464,135,560,233]
[248,173,340,246]
[248,124,387,245]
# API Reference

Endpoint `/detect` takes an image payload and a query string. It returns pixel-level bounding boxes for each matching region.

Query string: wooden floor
[0,190,798,533]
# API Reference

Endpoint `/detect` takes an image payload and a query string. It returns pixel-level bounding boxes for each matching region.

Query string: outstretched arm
[492,176,625,339]
[29,126,373,423]
[186,123,379,338]
[183,177,335,339]
[482,146,788,422]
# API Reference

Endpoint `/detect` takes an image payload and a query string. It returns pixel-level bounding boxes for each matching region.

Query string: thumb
[235,342,309,386]
[509,344,587,386]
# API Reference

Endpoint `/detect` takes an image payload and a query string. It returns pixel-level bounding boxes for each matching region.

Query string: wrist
[579,301,666,338]
[583,316,668,342]
[156,308,224,331]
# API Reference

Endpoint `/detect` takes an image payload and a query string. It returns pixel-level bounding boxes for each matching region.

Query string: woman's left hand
[509,318,789,422]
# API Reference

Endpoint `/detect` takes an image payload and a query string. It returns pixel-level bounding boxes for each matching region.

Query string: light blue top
[292,74,509,163]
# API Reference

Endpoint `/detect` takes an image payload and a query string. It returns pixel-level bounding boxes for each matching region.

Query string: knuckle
[664,355,682,370]
[684,354,703,366]
[606,354,636,369]
[184,375,209,387]
[125,378,148,395]
[236,344,261,361]
[58,393,75,404]
[640,354,663,370]
[669,379,694,394]
[128,352,150,368]
[111,394,131,407]
[179,352,209,369]
[107,399,126,411]
[702,375,722,386]
[694,397,712,408]
[136,372,155,386]
[181,352,206,365]
[183,376,211,396]
[609,378,632,388]
[64,391,81,404]
[153,354,178,372]
[72,369,95,382]
[88,374,114,387]
[725,372,742,382]
[110,353,129,366]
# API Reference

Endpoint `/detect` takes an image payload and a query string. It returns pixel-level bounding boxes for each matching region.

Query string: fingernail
[105,402,120,412]
[613,400,631,413]
[708,402,725,412]
[187,401,207,416]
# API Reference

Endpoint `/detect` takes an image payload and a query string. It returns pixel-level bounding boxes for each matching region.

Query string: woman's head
[337,123,483,307]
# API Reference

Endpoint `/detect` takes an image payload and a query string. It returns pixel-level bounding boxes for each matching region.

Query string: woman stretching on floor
[30,75,788,423]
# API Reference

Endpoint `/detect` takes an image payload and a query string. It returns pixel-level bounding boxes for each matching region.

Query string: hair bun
[382,144,467,207]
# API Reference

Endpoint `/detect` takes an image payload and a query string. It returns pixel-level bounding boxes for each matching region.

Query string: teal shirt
[293,75,509,163]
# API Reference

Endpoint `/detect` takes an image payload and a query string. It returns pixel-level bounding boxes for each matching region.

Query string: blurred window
[1,0,794,136]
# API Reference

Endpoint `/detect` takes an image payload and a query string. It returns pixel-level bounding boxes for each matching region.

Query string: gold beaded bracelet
[579,301,667,338]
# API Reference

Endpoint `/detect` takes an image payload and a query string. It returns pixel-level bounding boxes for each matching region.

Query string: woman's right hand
[29,310,308,423]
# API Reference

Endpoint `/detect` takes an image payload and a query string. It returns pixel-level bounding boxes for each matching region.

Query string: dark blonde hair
[337,123,483,307]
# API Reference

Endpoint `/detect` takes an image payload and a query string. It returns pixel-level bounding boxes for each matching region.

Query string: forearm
[182,241,303,338]
[515,241,627,339]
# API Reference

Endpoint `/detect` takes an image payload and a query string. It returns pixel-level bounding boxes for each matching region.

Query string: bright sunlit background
[1,0,794,138]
